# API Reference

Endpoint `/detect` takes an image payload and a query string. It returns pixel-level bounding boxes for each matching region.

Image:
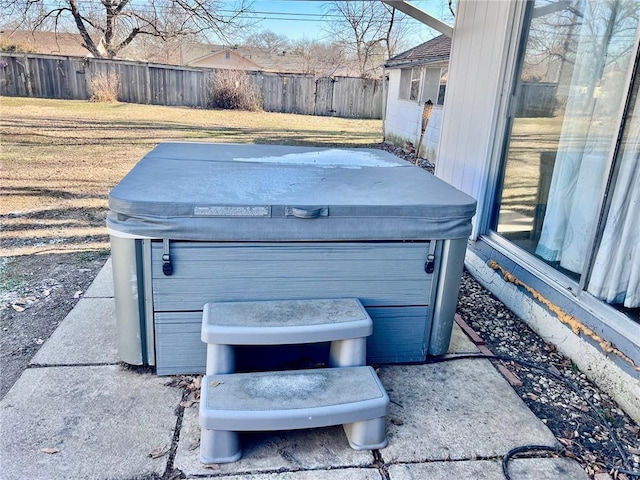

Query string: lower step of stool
[199,366,389,463]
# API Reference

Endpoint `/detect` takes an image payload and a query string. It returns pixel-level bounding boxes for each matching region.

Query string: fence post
[145,63,151,104]
[23,55,33,97]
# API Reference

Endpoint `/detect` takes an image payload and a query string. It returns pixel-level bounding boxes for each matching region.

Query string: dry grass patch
[0,96,382,256]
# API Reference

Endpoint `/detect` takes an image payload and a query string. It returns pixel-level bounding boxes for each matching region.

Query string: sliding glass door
[493,0,640,313]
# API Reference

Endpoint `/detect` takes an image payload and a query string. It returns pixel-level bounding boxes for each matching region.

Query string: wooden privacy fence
[0,53,384,119]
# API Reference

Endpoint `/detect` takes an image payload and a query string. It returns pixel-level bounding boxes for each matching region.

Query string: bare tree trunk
[68,0,101,57]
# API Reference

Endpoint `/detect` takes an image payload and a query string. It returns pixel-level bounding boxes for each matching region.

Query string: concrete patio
[0,259,590,479]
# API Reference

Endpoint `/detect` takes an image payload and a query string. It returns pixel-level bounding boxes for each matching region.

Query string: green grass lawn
[0,97,382,255]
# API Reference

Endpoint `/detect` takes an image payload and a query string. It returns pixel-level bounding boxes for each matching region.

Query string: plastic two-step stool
[199,298,390,464]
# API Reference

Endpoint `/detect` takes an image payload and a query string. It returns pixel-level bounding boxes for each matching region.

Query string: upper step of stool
[199,366,388,431]
[201,298,372,345]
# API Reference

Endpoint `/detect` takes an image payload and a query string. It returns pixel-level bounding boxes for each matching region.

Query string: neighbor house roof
[0,30,91,57]
[185,45,312,74]
[385,34,451,69]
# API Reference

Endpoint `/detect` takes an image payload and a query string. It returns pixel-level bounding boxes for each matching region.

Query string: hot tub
[108,142,476,374]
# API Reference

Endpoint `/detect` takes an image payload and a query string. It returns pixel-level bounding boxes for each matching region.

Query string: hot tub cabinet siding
[108,143,476,375]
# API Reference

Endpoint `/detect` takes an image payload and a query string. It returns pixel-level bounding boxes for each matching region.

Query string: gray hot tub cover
[107,142,477,241]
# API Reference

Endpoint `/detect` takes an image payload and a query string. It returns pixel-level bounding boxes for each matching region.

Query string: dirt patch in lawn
[0,250,109,398]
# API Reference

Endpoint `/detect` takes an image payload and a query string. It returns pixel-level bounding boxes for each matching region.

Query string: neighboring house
[0,29,178,63]
[397,0,639,421]
[187,47,263,71]
[184,44,363,77]
[185,45,329,75]
[0,30,90,57]
[383,35,450,162]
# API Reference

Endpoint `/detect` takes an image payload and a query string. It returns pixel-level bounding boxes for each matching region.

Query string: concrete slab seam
[182,464,386,478]
[27,362,121,368]
[375,452,565,469]
[373,449,391,480]
[161,390,187,479]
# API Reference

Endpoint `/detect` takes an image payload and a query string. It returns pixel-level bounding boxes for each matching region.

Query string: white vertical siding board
[460,1,496,198]
[437,0,522,238]
[468,0,519,192]
[437,0,476,183]
[457,0,490,199]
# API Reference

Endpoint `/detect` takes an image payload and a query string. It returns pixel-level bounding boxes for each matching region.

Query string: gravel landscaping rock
[456,271,640,479]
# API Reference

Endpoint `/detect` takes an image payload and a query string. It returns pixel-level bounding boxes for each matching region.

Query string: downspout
[382,66,387,138]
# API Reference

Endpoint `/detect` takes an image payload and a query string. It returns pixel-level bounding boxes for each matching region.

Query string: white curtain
[536,1,640,307]
[587,88,640,308]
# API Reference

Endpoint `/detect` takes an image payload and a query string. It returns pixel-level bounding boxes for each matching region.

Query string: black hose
[501,445,563,480]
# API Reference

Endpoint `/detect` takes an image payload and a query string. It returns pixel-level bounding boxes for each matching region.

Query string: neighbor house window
[492,0,640,311]
[438,68,448,105]
[421,67,441,105]
[399,67,422,101]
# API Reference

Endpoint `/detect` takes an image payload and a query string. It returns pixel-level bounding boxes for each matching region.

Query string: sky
[232,0,454,45]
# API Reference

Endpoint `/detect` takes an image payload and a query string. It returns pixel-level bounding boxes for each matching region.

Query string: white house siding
[384,70,444,162]
[384,69,423,146]
[422,106,443,162]
[436,0,524,238]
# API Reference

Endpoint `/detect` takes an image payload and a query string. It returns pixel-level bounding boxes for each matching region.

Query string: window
[438,68,448,105]
[492,0,640,312]
[421,67,441,104]
[399,67,422,101]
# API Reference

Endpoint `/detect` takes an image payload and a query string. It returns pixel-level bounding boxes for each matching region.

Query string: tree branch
[68,0,101,57]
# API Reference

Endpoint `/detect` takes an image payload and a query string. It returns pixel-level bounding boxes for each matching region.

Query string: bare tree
[1,0,254,59]
[289,38,348,77]
[323,1,414,77]
[524,0,639,87]
[242,29,290,53]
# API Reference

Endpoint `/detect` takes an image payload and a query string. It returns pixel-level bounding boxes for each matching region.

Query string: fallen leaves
[593,473,614,480]
[570,402,590,413]
[148,446,169,459]
[168,375,202,393]
[558,437,573,447]
[15,297,36,305]
[10,296,38,312]
[167,375,205,408]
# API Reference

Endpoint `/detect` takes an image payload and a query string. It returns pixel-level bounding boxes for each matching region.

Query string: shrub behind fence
[0,53,384,119]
